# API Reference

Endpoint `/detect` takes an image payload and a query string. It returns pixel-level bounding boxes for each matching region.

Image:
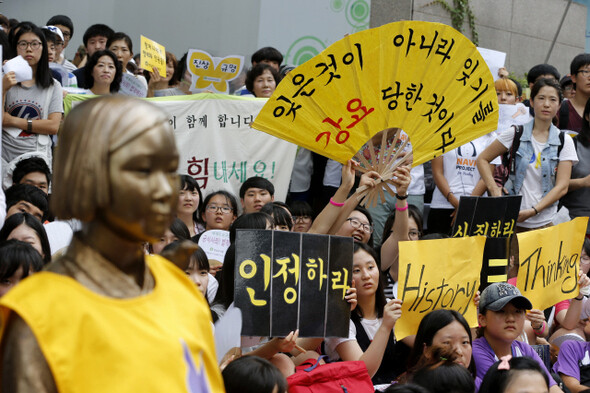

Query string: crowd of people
[1,12,590,393]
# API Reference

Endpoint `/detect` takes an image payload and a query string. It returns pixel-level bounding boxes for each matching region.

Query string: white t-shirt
[497,127,578,228]
[431,133,501,209]
[324,316,385,361]
[323,159,343,187]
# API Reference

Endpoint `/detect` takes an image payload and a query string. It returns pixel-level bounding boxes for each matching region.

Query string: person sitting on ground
[9,156,51,194]
[4,183,48,222]
[0,240,44,297]
[239,176,275,214]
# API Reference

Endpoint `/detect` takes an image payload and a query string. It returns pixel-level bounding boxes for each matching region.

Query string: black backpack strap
[558,100,570,130]
[508,125,524,174]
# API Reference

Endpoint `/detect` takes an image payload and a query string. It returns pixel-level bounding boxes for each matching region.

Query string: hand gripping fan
[252,21,498,206]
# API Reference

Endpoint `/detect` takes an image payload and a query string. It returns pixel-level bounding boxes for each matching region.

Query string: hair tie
[498,355,512,370]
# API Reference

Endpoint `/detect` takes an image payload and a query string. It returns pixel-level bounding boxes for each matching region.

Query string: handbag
[287,356,374,393]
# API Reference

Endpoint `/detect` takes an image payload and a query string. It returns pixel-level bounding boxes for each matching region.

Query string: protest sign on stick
[396,236,486,339]
[140,35,166,77]
[516,217,589,310]
[187,50,244,94]
[234,230,353,338]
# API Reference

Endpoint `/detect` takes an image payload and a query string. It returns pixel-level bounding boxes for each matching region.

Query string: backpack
[494,125,565,189]
[286,356,374,393]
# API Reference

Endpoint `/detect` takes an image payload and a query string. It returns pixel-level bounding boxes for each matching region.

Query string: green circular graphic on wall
[331,0,345,12]
[285,36,327,66]
[345,0,370,28]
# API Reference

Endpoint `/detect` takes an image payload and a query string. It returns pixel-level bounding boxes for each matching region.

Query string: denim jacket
[506,119,561,197]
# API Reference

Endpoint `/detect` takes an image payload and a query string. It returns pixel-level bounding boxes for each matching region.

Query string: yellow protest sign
[396,236,485,340]
[252,21,498,166]
[516,217,589,311]
[140,35,166,77]
[187,50,244,94]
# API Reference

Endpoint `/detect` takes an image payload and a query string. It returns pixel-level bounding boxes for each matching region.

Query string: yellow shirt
[0,254,224,393]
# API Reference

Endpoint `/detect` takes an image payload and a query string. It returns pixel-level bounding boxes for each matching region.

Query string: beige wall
[371,0,587,78]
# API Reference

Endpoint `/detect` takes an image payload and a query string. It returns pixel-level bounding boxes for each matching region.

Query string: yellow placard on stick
[396,236,486,340]
[252,21,498,166]
[140,35,166,77]
[516,217,589,311]
[187,49,244,94]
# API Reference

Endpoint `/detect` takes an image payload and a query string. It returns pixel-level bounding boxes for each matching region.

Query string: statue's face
[100,124,179,242]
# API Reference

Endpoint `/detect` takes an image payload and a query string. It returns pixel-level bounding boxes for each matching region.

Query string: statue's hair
[51,96,173,221]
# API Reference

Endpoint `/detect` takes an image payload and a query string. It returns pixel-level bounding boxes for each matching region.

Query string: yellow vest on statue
[0,254,224,393]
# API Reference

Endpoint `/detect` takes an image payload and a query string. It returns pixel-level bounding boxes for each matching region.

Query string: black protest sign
[452,195,521,238]
[451,195,521,291]
[234,230,353,338]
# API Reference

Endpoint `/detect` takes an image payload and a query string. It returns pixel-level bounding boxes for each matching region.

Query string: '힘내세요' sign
[234,230,353,338]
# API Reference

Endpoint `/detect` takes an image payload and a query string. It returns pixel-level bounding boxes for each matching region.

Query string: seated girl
[324,242,407,385]
[480,355,550,393]
[473,282,560,392]
[0,240,44,297]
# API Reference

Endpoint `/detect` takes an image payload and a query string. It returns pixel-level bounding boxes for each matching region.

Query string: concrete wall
[1,0,262,61]
[371,0,587,78]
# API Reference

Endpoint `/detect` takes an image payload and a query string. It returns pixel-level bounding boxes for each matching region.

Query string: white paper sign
[496,103,532,135]
[3,55,33,83]
[198,230,230,264]
[119,73,147,97]
[478,47,507,81]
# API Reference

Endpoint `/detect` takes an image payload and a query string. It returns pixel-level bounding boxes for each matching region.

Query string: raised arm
[327,170,380,235]
[380,165,411,275]
[308,160,356,234]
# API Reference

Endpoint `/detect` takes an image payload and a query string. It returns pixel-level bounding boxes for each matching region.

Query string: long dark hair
[408,309,475,376]
[179,175,204,227]
[352,242,387,320]
[0,212,51,264]
[11,23,52,89]
[0,239,44,281]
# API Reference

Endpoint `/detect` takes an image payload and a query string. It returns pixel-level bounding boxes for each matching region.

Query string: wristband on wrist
[396,193,408,200]
[446,191,453,201]
[329,197,345,207]
[27,118,33,133]
[575,295,585,301]
[396,205,409,212]
[532,206,539,215]
[533,321,546,336]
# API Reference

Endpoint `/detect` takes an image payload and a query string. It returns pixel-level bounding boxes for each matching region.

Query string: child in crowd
[473,282,560,392]
[410,347,476,393]
[185,245,210,298]
[239,176,274,214]
[176,175,205,237]
[289,200,314,233]
[199,190,239,235]
[222,355,287,393]
[0,239,44,297]
[480,356,550,393]
[260,202,293,231]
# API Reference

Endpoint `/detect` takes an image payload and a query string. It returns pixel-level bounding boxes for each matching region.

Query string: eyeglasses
[206,204,233,214]
[577,69,590,77]
[62,32,71,39]
[293,215,312,223]
[55,41,64,48]
[17,40,42,50]
[347,218,373,233]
